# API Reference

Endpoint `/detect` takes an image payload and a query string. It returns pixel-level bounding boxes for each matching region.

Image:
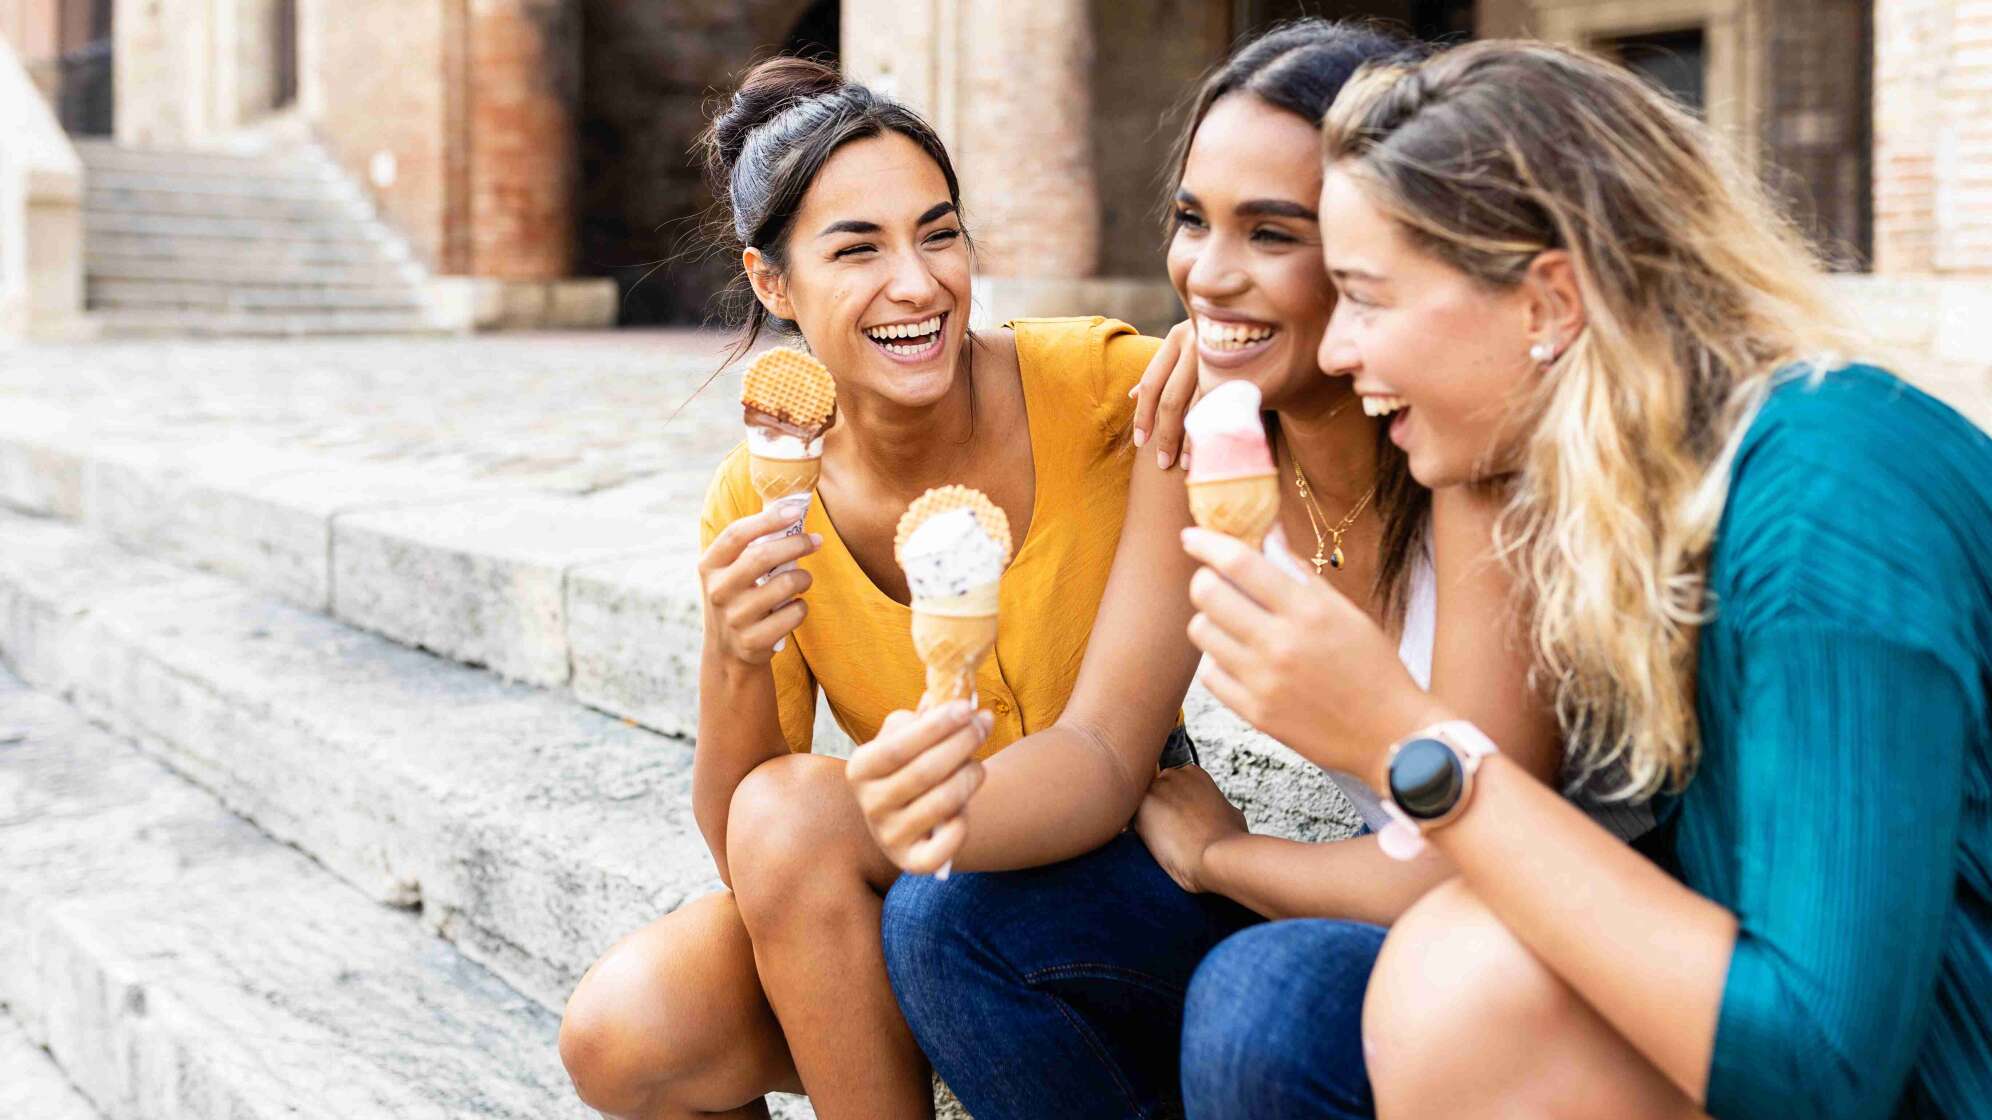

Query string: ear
[1520,249,1586,359]
[743,247,795,321]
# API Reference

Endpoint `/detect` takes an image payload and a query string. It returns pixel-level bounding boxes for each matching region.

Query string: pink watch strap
[1378,720,1499,861]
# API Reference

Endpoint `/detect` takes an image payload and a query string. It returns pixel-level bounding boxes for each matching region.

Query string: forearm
[947,721,1150,873]
[692,647,790,882]
[1200,832,1451,924]
[1425,754,1735,1101]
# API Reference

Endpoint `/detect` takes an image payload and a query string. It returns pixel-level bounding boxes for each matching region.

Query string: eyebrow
[1329,266,1387,284]
[1173,189,1317,223]
[817,201,958,239]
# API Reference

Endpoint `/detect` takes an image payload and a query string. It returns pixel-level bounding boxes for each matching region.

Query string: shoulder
[700,442,758,548]
[1011,316,1161,433]
[1718,363,1992,643]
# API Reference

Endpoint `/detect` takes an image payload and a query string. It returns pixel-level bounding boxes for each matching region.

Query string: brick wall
[1875,0,1992,276]
[310,0,576,280]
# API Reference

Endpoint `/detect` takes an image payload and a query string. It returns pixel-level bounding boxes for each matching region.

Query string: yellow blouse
[700,317,1159,758]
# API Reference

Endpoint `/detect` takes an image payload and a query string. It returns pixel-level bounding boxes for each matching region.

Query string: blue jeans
[881,831,1383,1119]
[1181,919,1388,1120]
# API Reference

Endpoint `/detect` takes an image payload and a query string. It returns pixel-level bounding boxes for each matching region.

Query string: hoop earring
[1529,341,1557,365]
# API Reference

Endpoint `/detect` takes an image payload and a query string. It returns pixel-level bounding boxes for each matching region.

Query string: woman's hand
[699,501,821,664]
[1131,319,1202,471]
[847,702,993,875]
[1181,527,1451,785]
[1133,765,1248,893]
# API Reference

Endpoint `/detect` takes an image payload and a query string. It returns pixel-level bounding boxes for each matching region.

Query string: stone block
[0,403,84,518]
[565,547,705,737]
[0,671,592,1119]
[0,1013,99,1120]
[332,495,676,686]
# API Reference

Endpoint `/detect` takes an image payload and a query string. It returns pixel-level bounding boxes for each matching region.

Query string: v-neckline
[807,332,1048,612]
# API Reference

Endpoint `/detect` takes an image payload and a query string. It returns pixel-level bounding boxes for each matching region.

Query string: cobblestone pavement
[0,330,751,501]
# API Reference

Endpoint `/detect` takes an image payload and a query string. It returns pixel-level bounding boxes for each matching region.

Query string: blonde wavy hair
[1322,41,1856,799]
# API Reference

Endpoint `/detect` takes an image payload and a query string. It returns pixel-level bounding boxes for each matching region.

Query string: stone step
[84,210,387,244]
[90,308,444,337]
[0,1013,101,1120]
[86,186,363,223]
[73,140,336,183]
[87,247,406,282]
[0,421,1359,847]
[0,668,594,1120]
[83,166,353,201]
[89,278,425,312]
[0,509,718,1016]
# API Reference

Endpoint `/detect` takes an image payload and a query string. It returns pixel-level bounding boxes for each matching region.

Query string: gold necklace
[1286,435,1376,574]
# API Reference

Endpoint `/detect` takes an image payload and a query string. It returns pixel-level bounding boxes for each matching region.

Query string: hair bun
[705,56,845,183]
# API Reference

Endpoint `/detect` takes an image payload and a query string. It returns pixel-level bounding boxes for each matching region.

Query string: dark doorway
[275,0,299,108]
[573,0,843,326]
[55,0,113,136]
[1235,0,1476,43]
[1601,26,1707,114]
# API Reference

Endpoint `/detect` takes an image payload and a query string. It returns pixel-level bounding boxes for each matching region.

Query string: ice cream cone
[909,582,1000,709]
[1187,473,1280,548]
[749,452,821,504]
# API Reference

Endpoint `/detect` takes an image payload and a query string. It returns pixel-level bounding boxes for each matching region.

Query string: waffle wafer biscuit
[893,486,1013,569]
[741,346,836,436]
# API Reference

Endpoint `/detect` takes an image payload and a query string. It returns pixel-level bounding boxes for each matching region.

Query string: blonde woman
[1177,40,1992,1120]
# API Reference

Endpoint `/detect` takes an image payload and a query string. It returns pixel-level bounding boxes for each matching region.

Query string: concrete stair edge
[0,422,1365,844]
[0,508,720,1013]
[0,1012,102,1120]
[0,671,596,1120]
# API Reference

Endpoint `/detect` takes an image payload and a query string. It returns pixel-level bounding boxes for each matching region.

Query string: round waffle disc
[741,346,836,435]
[893,485,1014,570]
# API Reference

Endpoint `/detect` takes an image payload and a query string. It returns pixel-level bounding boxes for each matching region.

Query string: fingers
[1187,564,1275,645]
[1151,341,1202,471]
[706,531,821,604]
[1181,527,1307,613]
[881,755,985,850]
[700,501,812,572]
[1186,608,1255,670]
[860,711,992,821]
[846,701,979,782]
[901,816,968,877]
[1195,658,1259,725]
[733,598,807,655]
[1130,324,1185,450]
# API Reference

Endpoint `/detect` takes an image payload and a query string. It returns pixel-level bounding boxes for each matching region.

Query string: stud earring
[1529,340,1556,364]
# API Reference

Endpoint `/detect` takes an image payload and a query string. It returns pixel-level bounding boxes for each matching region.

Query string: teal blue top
[1677,365,1991,1119]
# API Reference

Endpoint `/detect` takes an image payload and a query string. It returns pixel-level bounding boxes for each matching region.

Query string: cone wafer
[1187,473,1279,548]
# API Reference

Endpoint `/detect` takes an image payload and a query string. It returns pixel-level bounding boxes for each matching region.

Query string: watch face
[1389,737,1464,821]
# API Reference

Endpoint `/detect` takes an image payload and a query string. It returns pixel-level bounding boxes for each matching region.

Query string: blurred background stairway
[77,141,438,338]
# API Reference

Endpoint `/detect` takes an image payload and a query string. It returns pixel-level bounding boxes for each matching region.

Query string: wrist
[1367,692,1459,793]
[1195,831,1248,894]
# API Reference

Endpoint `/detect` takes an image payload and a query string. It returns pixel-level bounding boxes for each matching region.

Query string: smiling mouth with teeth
[863,312,947,356]
[1197,318,1278,351]
[1361,394,1408,417]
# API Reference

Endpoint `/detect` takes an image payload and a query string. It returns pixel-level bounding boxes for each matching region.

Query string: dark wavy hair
[700,56,970,366]
[1167,19,1431,625]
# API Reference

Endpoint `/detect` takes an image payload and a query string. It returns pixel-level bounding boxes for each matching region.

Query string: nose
[1184,233,1249,301]
[884,244,941,307]
[1317,298,1360,377]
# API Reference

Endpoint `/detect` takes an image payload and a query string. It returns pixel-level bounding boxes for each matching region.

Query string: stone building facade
[1,0,1989,393]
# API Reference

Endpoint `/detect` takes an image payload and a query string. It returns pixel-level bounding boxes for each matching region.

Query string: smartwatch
[1377,720,1499,861]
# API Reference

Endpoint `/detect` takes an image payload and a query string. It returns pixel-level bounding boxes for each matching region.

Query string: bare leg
[1364,878,1708,1120]
[560,891,801,1119]
[727,753,933,1120]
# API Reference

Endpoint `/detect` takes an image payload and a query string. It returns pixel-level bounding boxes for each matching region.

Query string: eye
[924,228,961,248]
[833,243,876,260]
[1250,226,1299,246]
[1172,208,1208,233]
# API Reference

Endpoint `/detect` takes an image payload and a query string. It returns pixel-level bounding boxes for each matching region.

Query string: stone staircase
[76,141,439,338]
[0,338,1360,1118]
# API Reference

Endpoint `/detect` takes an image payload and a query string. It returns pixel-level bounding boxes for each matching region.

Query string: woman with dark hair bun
[556,56,1171,1119]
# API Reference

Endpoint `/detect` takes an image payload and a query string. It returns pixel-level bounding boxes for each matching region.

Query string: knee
[558,960,659,1114]
[879,871,995,1018]
[1365,879,1567,1110]
[725,754,859,927]
[1183,922,1381,1117]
